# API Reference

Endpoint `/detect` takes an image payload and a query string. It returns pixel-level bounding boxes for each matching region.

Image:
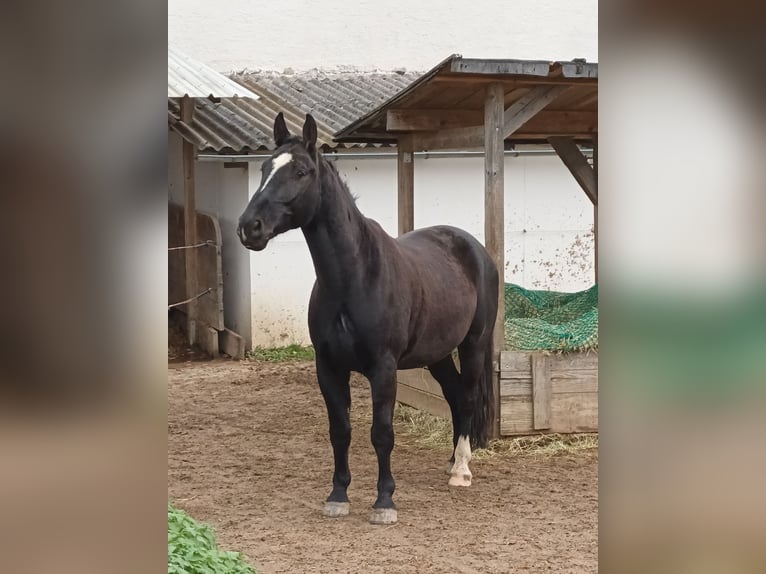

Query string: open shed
[335,55,598,437]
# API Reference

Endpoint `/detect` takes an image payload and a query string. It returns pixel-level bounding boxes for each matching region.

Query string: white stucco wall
[168,0,598,73]
[168,132,252,347]
[248,154,594,347]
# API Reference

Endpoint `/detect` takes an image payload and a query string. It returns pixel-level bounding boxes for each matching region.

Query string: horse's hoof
[448,473,472,487]
[323,501,350,518]
[369,507,398,525]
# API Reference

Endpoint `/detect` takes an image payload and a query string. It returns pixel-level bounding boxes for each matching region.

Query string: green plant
[168,503,256,574]
[246,344,315,362]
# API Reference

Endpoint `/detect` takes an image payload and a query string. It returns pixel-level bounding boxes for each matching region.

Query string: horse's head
[237,113,321,251]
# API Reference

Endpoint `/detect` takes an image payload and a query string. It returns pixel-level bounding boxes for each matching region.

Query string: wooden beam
[388,109,596,135]
[431,75,593,87]
[548,136,597,205]
[485,83,505,439]
[500,85,569,139]
[397,135,414,235]
[513,110,597,136]
[387,109,483,131]
[450,58,551,76]
[180,96,198,344]
[412,124,484,151]
[412,85,569,151]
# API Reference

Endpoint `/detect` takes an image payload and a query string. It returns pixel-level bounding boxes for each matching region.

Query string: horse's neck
[302,166,375,294]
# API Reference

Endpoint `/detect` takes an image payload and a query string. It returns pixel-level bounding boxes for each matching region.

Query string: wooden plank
[450,58,551,77]
[548,136,597,205]
[500,350,598,374]
[397,135,414,235]
[501,376,597,397]
[499,351,531,373]
[387,109,483,131]
[168,203,224,330]
[431,76,596,87]
[396,385,452,421]
[412,124,484,151]
[397,368,445,397]
[485,82,505,439]
[515,111,597,136]
[500,393,598,435]
[558,61,599,79]
[219,328,246,360]
[389,109,596,135]
[181,96,198,344]
[500,396,534,435]
[499,349,598,435]
[549,392,598,433]
[532,354,552,429]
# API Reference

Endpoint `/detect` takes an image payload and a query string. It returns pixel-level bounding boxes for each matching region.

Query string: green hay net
[504,283,598,352]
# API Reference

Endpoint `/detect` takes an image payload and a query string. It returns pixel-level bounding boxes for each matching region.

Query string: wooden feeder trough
[397,350,597,437]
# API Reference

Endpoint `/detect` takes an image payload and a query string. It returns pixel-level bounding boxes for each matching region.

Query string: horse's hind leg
[316,354,352,518]
[427,355,462,474]
[448,342,486,487]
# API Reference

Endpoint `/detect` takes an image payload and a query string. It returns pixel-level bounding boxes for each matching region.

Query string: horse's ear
[303,114,318,157]
[273,112,290,146]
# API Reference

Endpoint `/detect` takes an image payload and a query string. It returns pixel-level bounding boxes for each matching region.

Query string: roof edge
[332,54,460,141]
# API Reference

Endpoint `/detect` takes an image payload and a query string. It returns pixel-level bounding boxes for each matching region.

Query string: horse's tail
[469,337,495,449]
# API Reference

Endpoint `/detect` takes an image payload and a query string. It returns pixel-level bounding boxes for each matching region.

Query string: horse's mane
[317,153,359,204]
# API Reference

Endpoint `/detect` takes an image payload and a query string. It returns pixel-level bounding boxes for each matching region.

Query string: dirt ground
[168,352,598,573]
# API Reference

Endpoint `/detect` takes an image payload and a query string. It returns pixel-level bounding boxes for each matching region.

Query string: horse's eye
[296,169,306,177]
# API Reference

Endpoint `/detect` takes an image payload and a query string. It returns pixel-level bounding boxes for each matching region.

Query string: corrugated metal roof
[168,47,259,99]
[169,70,423,153]
[233,70,421,134]
[168,97,271,153]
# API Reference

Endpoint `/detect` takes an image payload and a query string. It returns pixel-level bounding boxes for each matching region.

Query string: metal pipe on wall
[197,148,594,162]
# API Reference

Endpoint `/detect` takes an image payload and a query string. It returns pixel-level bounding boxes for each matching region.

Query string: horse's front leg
[368,361,398,525]
[316,355,352,518]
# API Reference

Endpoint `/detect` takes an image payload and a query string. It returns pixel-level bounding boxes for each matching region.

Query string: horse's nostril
[252,219,262,232]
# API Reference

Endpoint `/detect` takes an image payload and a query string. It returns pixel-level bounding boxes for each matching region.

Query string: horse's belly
[396,307,474,369]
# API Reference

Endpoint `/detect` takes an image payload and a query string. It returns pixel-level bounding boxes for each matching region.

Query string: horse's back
[396,225,494,279]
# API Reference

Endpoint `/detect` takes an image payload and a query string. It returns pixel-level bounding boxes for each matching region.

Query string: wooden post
[593,134,598,283]
[397,135,414,236]
[181,96,198,344]
[531,353,552,430]
[484,83,505,438]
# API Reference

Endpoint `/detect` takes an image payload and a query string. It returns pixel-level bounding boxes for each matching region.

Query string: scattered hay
[394,404,453,450]
[473,433,598,459]
[394,403,597,457]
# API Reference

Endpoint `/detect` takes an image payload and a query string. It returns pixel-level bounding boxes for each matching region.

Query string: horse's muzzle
[237,218,270,251]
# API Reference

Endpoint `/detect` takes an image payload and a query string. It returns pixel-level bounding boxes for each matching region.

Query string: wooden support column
[484,83,505,438]
[181,96,198,344]
[397,135,414,236]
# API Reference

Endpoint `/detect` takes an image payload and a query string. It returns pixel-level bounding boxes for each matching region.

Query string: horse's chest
[325,310,374,371]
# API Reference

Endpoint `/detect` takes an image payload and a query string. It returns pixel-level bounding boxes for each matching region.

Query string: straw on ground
[393,404,597,457]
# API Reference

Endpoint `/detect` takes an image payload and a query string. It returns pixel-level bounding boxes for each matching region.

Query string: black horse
[238,113,499,525]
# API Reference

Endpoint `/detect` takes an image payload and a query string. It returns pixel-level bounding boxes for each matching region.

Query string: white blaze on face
[258,152,293,193]
[449,435,473,487]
